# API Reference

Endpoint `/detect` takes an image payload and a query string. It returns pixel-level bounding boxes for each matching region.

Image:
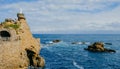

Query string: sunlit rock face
[0,13,45,69]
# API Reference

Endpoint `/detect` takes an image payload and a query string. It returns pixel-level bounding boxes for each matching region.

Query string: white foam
[85,42,91,45]
[73,61,84,69]
[45,41,53,44]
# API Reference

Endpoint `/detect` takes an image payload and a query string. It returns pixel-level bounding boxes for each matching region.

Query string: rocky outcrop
[52,40,61,43]
[84,42,116,53]
[0,12,45,69]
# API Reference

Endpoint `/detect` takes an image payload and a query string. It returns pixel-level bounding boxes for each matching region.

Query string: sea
[33,34,120,69]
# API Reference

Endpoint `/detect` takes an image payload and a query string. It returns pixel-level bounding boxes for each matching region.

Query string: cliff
[0,13,45,69]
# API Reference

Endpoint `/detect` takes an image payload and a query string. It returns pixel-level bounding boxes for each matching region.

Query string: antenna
[20,8,23,13]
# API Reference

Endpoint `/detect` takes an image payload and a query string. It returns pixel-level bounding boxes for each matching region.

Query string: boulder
[52,40,61,43]
[84,42,116,53]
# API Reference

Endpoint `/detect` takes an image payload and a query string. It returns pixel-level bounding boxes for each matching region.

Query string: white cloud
[0,0,120,34]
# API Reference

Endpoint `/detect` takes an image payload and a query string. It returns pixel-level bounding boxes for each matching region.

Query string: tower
[17,8,25,21]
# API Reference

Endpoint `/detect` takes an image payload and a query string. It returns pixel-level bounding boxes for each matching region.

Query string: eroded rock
[0,12,45,69]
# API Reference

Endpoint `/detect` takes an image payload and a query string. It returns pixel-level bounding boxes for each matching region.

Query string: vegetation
[4,24,20,30]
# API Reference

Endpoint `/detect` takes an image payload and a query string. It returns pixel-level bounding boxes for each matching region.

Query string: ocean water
[33,34,120,69]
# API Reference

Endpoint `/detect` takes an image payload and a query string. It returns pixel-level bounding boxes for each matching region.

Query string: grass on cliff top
[4,24,20,30]
[2,22,20,30]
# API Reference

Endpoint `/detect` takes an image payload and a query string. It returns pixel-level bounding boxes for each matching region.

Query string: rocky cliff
[0,13,45,69]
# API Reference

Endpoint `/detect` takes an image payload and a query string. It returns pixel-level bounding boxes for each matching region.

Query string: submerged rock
[0,12,45,69]
[84,42,116,53]
[104,43,112,45]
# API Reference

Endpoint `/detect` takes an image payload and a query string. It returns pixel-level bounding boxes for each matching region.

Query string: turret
[17,8,26,21]
[17,13,26,21]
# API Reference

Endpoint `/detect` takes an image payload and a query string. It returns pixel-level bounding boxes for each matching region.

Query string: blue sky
[0,0,120,34]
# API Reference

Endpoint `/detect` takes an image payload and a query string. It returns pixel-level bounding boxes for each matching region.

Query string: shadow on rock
[26,48,45,68]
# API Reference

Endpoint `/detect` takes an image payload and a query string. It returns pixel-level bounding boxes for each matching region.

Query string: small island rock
[52,39,61,43]
[84,42,116,53]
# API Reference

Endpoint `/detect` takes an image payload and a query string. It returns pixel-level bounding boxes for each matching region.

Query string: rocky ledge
[84,42,116,53]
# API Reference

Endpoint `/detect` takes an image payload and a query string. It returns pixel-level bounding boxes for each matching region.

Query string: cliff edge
[0,13,45,69]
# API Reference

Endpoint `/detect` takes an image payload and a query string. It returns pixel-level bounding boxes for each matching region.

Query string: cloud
[0,0,120,34]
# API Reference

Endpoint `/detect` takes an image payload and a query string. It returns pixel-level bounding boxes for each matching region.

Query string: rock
[84,42,116,53]
[36,56,45,67]
[52,39,61,43]
[0,12,45,69]
[104,48,116,53]
[104,43,112,45]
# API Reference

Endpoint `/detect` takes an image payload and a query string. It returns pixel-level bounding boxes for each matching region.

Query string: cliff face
[0,13,45,69]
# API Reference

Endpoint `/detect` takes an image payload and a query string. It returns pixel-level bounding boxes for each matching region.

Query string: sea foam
[73,61,84,69]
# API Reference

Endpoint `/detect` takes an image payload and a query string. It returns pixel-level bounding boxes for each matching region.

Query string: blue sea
[33,34,120,69]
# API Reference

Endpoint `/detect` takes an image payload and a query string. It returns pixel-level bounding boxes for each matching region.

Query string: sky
[0,0,120,34]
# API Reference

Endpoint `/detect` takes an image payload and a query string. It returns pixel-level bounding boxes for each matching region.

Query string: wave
[73,61,84,69]
[44,41,54,44]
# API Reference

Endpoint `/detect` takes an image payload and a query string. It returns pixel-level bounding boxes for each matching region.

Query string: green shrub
[4,24,20,30]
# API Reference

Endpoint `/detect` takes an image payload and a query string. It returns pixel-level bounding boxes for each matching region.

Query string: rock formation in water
[0,12,45,69]
[52,39,61,43]
[84,42,116,53]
